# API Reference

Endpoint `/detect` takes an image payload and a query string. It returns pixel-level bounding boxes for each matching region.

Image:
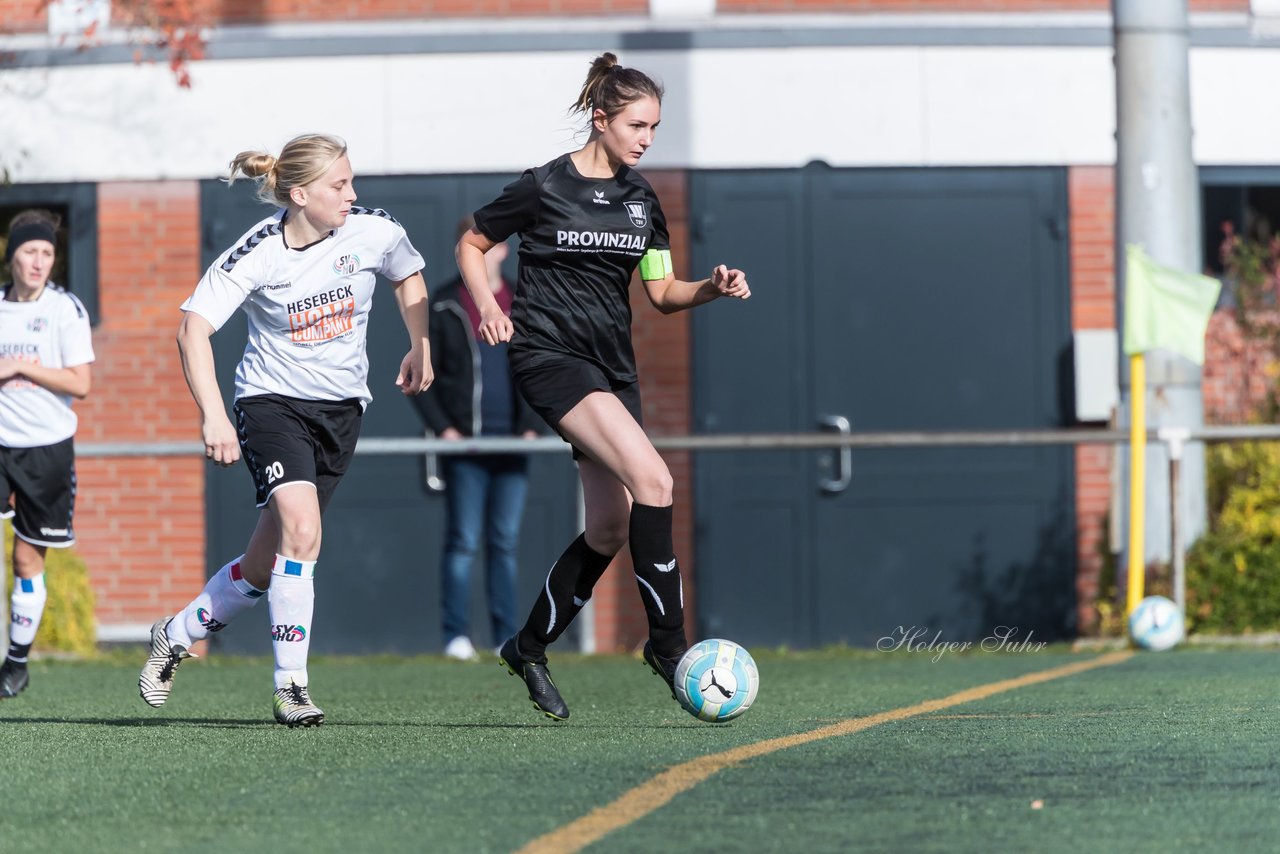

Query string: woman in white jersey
[138,134,432,726]
[461,54,750,720]
[0,210,95,699]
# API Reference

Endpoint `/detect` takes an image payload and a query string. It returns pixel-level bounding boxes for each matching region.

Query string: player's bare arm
[0,360,91,398]
[642,260,751,314]
[456,227,513,345]
[176,310,239,466]
[392,271,433,394]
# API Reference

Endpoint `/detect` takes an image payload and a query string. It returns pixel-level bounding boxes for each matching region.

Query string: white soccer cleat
[273,681,325,727]
[443,635,479,662]
[138,617,196,708]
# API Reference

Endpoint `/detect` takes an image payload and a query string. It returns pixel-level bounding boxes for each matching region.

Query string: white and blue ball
[1128,595,1185,651]
[674,638,759,722]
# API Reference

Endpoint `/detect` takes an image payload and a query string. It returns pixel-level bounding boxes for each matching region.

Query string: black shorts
[233,394,363,511]
[0,437,77,548]
[509,351,642,461]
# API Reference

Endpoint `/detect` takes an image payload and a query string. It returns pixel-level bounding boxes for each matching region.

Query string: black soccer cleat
[642,641,683,703]
[498,635,569,721]
[0,659,29,699]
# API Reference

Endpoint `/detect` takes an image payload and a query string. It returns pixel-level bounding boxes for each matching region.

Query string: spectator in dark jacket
[414,215,540,660]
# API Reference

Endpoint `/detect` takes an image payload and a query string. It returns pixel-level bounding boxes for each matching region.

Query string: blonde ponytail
[224,134,348,208]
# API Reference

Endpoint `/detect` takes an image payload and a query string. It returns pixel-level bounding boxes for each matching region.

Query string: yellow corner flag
[1122,244,1220,618]
[1123,244,1221,364]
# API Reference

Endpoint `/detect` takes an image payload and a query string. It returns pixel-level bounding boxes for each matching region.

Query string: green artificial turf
[1,647,1275,853]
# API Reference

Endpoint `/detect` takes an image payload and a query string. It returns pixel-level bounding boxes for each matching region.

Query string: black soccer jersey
[473,153,669,383]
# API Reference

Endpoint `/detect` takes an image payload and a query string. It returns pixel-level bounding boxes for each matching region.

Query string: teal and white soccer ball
[1128,595,1185,651]
[674,639,759,722]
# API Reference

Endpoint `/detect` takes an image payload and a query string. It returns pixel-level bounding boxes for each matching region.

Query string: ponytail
[570,52,663,126]
[224,134,348,208]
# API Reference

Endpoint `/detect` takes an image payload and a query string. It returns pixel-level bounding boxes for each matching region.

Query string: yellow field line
[516,650,1133,854]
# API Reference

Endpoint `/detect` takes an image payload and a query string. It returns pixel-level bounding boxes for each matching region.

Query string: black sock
[518,533,614,661]
[629,502,687,658]
[6,641,31,666]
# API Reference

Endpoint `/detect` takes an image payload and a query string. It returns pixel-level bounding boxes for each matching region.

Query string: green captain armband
[639,248,673,281]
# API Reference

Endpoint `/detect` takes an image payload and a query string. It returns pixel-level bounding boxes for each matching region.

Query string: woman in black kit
[457,52,751,720]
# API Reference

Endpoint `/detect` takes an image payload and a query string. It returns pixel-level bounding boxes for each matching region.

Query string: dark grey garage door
[691,166,1076,648]
[199,175,580,654]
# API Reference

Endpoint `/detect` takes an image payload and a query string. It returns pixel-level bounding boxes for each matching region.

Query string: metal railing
[73,423,1280,459]
[0,417,1267,648]
[69,424,1279,646]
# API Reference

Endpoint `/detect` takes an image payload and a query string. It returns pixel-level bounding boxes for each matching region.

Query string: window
[1202,170,1280,278]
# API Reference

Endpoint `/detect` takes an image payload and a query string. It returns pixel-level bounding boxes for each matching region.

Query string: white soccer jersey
[0,284,96,448]
[182,207,425,408]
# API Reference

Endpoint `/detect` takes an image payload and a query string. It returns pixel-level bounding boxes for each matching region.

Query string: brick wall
[1203,310,1274,423]
[0,0,645,33]
[1,0,1253,34]
[589,170,697,652]
[202,0,646,24]
[1068,165,1114,635]
[76,182,206,627]
[718,0,1248,12]
[0,0,44,30]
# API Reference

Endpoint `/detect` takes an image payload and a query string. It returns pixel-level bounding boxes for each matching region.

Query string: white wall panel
[922,47,1114,165]
[1191,48,1280,165]
[685,47,928,167]
[9,41,1259,183]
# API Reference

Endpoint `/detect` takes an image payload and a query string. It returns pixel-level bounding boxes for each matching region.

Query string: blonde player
[139,134,432,726]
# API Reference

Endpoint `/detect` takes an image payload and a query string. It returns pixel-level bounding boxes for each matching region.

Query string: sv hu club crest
[624,201,648,229]
[332,254,361,276]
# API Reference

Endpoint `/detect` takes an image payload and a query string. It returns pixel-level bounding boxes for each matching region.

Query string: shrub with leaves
[1185,441,1280,633]
[2,525,97,657]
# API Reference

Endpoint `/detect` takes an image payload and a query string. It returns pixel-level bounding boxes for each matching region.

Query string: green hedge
[1185,441,1280,634]
[2,525,97,656]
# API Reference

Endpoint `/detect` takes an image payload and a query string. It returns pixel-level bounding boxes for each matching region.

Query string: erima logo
[197,608,227,633]
[272,624,307,642]
[624,201,648,228]
[654,559,677,573]
[592,186,611,205]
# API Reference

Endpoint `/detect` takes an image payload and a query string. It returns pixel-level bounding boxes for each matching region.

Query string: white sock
[268,554,315,689]
[9,573,47,660]
[168,556,266,649]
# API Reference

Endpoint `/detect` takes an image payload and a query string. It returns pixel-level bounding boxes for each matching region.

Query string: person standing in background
[414,215,540,662]
[0,210,95,699]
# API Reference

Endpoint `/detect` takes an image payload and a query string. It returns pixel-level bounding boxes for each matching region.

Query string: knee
[631,467,674,507]
[278,515,322,558]
[445,524,481,555]
[486,525,519,555]
[11,549,45,579]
